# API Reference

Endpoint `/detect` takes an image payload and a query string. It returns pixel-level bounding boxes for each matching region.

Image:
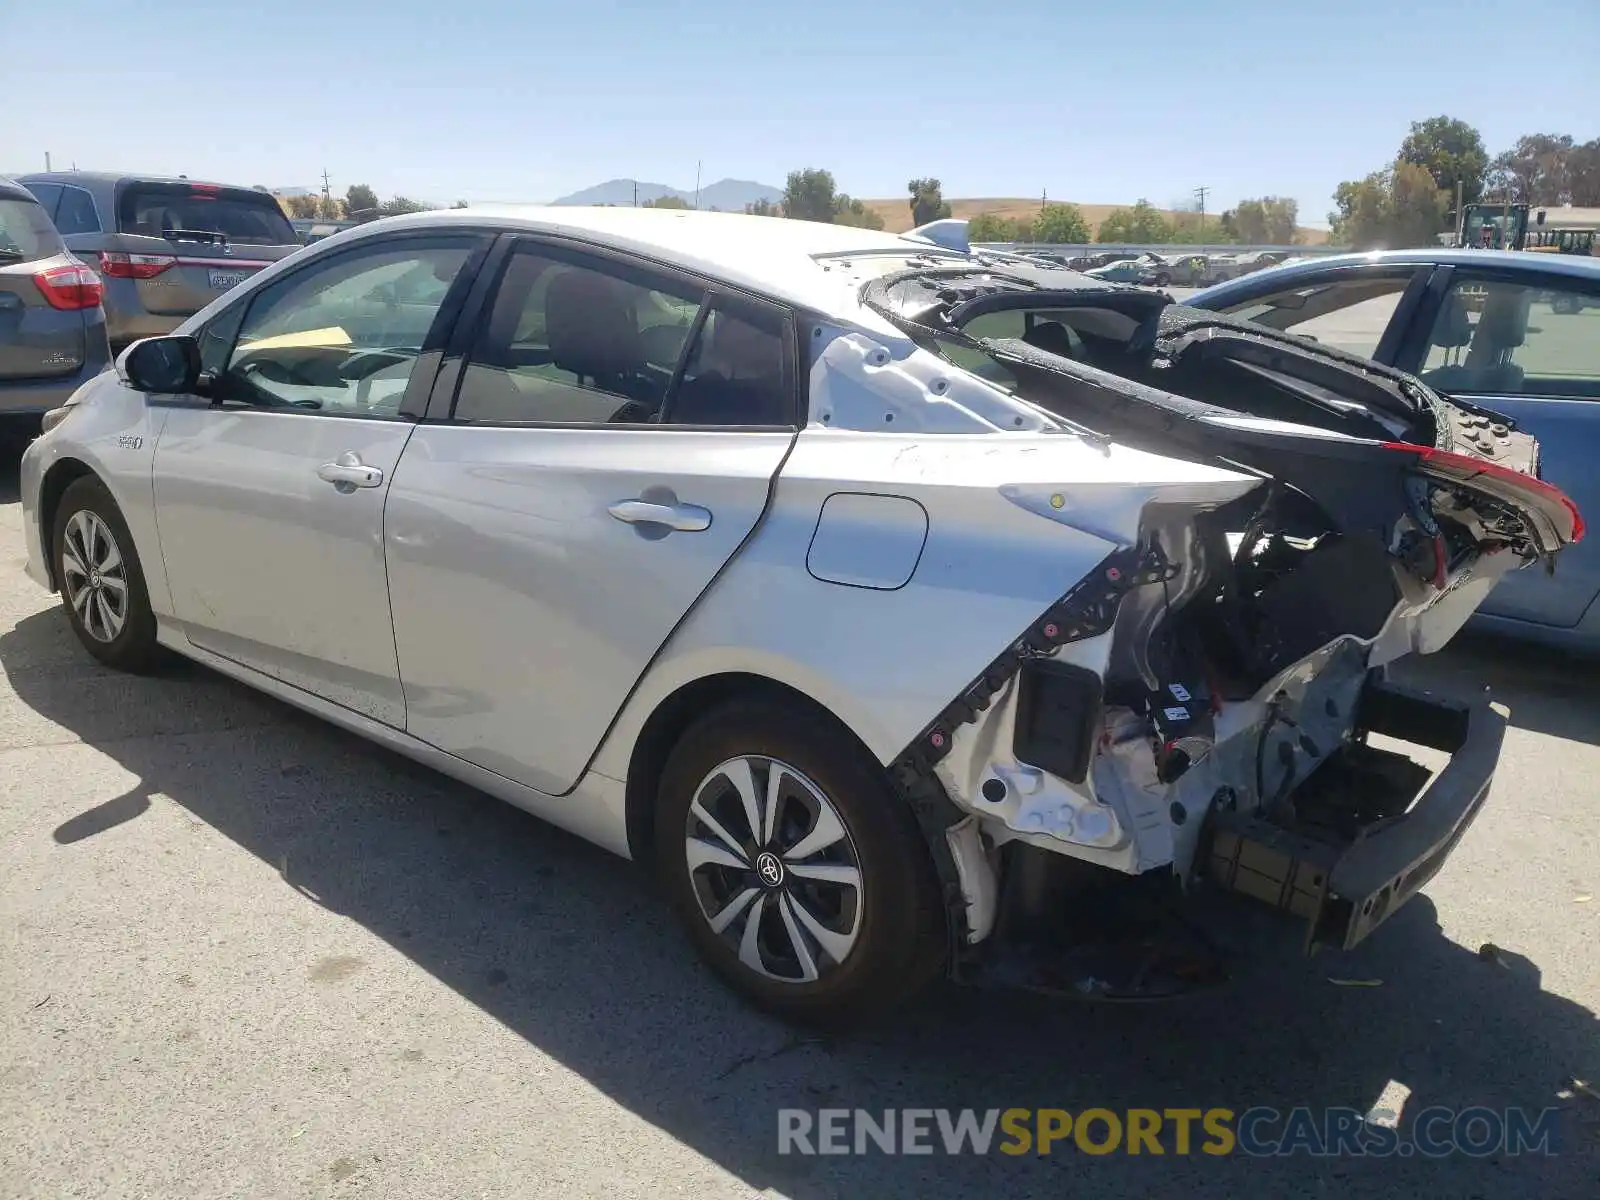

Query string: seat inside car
[669,313,788,426]
[545,270,652,402]
[1461,286,1529,393]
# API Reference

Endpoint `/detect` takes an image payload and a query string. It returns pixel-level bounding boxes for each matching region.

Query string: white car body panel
[18,206,1562,964]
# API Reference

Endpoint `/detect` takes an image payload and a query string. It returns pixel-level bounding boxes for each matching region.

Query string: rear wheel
[655,700,947,1026]
[52,476,162,672]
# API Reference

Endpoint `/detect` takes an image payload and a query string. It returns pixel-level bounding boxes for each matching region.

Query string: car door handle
[317,451,384,489]
[607,499,712,532]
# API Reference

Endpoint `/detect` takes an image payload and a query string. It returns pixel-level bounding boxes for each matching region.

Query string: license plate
[208,269,249,290]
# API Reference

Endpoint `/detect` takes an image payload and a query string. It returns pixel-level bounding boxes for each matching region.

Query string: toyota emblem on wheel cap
[755,851,785,889]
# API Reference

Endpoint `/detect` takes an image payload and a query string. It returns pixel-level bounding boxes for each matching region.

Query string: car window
[118,182,296,247]
[218,240,474,417]
[20,182,62,219]
[1420,277,1600,399]
[451,250,708,425]
[0,198,63,262]
[53,186,101,235]
[666,299,794,425]
[1218,273,1414,359]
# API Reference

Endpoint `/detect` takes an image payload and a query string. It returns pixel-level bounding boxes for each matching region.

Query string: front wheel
[52,476,163,672]
[655,700,947,1026]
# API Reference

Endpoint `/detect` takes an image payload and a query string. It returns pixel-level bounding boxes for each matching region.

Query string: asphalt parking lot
[1,431,1596,1199]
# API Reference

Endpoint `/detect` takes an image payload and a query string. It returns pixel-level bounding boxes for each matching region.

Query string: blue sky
[6,0,1597,225]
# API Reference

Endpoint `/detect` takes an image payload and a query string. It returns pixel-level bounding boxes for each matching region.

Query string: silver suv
[0,176,111,422]
[17,172,302,351]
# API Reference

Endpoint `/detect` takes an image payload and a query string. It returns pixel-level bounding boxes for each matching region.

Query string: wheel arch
[36,457,100,591]
[622,671,887,866]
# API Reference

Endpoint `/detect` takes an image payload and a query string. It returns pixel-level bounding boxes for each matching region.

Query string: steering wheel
[337,347,416,381]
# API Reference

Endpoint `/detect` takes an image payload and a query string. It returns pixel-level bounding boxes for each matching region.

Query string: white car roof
[370,205,951,322]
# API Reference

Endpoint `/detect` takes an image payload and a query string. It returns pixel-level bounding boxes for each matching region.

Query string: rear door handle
[607,499,712,532]
[317,451,384,489]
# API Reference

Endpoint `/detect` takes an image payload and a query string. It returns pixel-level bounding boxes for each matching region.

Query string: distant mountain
[552,177,783,211]
[694,179,783,211]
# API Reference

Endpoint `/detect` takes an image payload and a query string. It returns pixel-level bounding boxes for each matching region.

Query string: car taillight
[99,251,176,279]
[33,262,105,311]
[1382,442,1585,544]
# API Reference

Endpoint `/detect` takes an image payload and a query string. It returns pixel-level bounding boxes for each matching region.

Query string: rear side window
[452,250,705,425]
[54,186,101,235]
[117,182,295,246]
[20,182,62,216]
[1218,272,1417,359]
[0,197,63,263]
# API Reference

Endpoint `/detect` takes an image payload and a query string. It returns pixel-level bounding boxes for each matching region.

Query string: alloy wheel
[60,509,129,643]
[683,755,864,984]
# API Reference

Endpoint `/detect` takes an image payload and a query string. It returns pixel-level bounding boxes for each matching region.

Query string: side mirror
[118,335,201,394]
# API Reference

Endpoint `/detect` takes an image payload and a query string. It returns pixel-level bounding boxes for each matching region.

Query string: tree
[642,195,690,210]
[1096,199,1174,244]
[344,183,379,217]
[967,212,1025,242]
[783,168,838,223]
[745,198,779,217]
[1030,203,1091,244]
[451,199,469,209]
[1399,116,1489,207]
[316,194,344,220]
[378,195,430,216]
[1569,138,1600,206]
[1329,163,1447,249]
[832,194,884,229]
[1231,196,1299,244]
[1169,211,1234,244]
[1490,133,1576,204]
[284,194,320,219]
[907,178,952,227]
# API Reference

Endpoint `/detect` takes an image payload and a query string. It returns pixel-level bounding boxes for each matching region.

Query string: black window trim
[429,232,806,432]
[150,228,494,421]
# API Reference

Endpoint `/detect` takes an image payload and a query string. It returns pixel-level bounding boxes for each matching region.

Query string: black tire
[1154,273,1171,288]
[655,700,947,1026]
[52,476,163,672]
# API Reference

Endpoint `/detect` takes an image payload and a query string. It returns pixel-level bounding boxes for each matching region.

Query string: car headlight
[40,406,73,434]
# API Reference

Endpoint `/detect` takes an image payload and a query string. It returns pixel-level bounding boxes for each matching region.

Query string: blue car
[1190,250,1600,652]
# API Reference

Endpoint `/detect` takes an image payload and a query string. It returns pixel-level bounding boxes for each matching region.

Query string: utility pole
[633,180,638,208]
[694,160,702,210]
[321,168,332,202]
[45,151,52,171]
[1194,185,1209,229]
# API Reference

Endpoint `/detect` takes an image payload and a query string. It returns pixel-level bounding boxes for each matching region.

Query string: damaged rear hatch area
[865,263,1584,976]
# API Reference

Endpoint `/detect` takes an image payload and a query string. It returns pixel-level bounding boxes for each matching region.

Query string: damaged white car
[19,209,1583,1023]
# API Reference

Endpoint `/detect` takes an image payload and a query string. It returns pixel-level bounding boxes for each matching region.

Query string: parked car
[1190,249,1600,651]
[16,172,302,352]
[1084,254,1163,284]
[0,176,111,427]
[20,210,1580,1022]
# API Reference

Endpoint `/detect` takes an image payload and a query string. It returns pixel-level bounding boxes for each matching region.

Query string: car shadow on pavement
[2,603,1596,1199]
[1394,633,1600,747]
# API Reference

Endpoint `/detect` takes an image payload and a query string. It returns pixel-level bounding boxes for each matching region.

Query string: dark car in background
[1190,249,1600,652]
[0,176,111,426]
[17,172,302,351]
